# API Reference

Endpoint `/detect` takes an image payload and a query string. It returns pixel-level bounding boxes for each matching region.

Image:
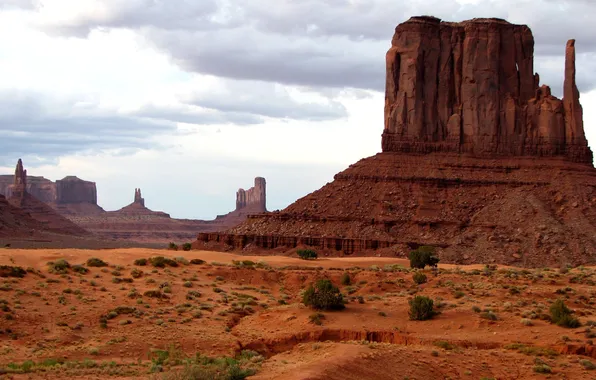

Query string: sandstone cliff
[382,16,592,163]
[236,177,267,213]
[0,170,103,215]
[5,160,88,236]
[196,17,596,267]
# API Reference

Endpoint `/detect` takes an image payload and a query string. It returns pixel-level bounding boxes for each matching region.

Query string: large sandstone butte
[0,171,104,215]
[382,16,592,163]
[5,160,88,236]
[196,16,596,267]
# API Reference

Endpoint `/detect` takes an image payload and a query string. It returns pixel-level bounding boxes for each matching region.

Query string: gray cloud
[33,0,596,94]
[184,79,348,121]
[0,0,38,10]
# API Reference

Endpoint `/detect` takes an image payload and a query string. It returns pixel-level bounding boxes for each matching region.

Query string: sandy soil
[1,248,596,379]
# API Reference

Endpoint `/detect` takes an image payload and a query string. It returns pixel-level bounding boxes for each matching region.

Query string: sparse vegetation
[149,256,179,268]
[134,258,148,266]
[0,265,27,278]
[340,272,351,286]
[302,279,345,311]
[182,243,192,251]
[550,299,580,328]
[168,242,179,251]
[47,259,71,274]
[412,271,427,284]
[408,246,439,269]
[86,258,108,267]
[309,312,325,325]
[408,296,436,321]
[190,259,205,265]
[297,249,318,260]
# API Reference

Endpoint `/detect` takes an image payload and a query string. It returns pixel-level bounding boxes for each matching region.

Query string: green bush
[149,256,179,268]
[302,279,345,311]
[340,273,351,286]
[408,246,439,269]
[297,249,318,260]
[408,296,436,321]
[412,271,427,284]
[72,265,89,274]
[190,259,205,265]
[133,258,147,266]
[47,259,71,274]
[168,242,178,251]
[550,299,580,328]
[182,243,192,251]
[0,265,26,278]
[86,258,108,267]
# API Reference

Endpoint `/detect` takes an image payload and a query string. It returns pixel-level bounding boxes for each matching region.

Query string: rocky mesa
[68,178,268,244]
[195,16,596,267]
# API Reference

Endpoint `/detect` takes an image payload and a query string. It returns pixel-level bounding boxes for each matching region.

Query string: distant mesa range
[196,16,596,267]
[0,160,267,244]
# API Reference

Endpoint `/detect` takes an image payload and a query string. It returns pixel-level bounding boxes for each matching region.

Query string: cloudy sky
[1,0,595,219]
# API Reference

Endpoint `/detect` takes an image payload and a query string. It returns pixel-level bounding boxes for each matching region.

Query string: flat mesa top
[406,15,522,27]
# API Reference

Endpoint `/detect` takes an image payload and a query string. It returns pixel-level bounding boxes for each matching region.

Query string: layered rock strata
[195,17,596,267]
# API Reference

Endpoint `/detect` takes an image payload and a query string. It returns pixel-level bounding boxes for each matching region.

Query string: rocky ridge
[195,16,596,267]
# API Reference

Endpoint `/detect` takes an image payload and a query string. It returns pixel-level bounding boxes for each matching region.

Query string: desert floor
[1,248,596,379]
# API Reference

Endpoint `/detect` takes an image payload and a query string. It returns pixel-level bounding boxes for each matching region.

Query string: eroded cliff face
[236,177,267,212]
[382,16,592,163]
[55,176,98,205]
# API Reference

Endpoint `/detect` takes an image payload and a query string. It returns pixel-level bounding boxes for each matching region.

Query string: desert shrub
[183,281,192,288]
[409,246,439,269]
[297,249,318,260]
[130,268,143,279]
[72,265,89,274]
[168,242,178,251]
[340,273,351,286]
[480,311,498,321]
[149,256,179,268]
[0,266,26,278]
[580,359,596,370]
[412,271,427,285]
[133,258,147,266]
[190,259,205,265]
[144,290,168,299]
[533,364,552,374]
[550,299,580,328]
[309,312,325,325]
[182,243,192,251]
[302,279,345,311]
[86,258,108,267]
[408,296,436,321]
[47,259,70,274]
[174,257,189,265]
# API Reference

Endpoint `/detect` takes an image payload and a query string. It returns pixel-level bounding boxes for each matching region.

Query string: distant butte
[196,16,596,267]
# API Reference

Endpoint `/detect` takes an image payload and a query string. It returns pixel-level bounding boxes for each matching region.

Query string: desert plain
[2,248,596,379]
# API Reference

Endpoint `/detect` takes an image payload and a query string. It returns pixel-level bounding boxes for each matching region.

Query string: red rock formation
[56,176,98,205]
[8,159,27,201]
[195,17,596,267]
[134,188,145,207]
[5,160,88,236]
[382,16,592,163]
[0,171,103,215]
[236,177,267,212]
